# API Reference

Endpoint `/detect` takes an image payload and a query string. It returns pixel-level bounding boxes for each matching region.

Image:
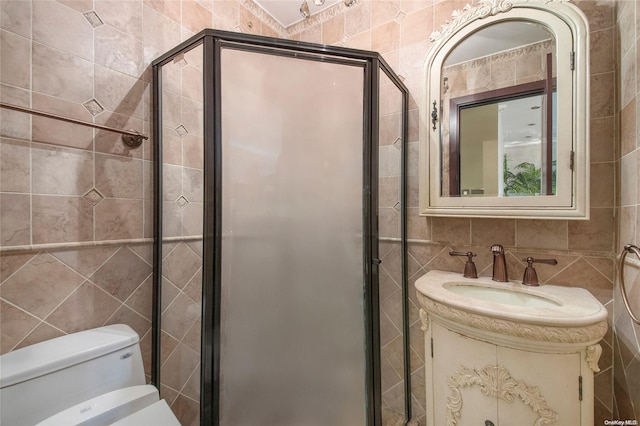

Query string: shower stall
[151,30,409,425]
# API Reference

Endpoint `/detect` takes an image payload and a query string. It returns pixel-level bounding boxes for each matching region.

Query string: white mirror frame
[419,0,590,219]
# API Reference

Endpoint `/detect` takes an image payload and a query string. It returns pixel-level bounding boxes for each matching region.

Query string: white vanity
[415,270,607,426]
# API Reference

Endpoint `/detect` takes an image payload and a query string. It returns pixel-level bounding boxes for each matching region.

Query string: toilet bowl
[0,324,181,426]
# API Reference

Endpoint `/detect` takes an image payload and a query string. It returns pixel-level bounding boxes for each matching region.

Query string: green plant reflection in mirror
[457,92,557,197]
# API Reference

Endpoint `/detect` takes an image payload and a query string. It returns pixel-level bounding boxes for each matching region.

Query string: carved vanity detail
[416,270,608,426]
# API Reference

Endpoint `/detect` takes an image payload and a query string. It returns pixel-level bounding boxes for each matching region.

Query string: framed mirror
[419,0,589,219]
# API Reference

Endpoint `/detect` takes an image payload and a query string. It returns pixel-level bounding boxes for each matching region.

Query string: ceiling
[253,0,342,28]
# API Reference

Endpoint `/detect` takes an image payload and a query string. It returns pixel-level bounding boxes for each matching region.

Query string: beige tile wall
[1,243,153,353]
[614,0,640,420]
[0,1,275,424]
[0,0,625,424]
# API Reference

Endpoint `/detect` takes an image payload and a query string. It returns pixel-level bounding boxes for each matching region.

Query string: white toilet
[0,324,182,426]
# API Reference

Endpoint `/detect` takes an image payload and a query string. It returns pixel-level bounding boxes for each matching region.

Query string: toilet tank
[0,324,146,426]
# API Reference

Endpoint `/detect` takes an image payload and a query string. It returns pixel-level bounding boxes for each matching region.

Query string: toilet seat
[35,385,180,426]
[111,399,181,426]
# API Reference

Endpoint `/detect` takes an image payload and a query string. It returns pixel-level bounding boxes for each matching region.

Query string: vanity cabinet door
[429,322,583,426]
[496,346,581,426]
[431,323,498,426]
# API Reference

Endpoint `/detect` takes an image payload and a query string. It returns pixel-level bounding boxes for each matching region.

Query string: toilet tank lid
[0,324,139,388]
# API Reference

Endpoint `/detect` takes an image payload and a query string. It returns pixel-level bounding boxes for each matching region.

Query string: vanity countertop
[415,270,608,329]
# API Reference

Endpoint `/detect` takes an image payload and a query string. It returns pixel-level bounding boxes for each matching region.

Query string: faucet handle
[490,244,508,282]
[521,257,558,286]
[449,251,478,278]
[491,244,504,254]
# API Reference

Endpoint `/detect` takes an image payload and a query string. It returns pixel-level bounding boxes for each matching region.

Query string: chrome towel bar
[0,102,148,148]
[618,244,640,325]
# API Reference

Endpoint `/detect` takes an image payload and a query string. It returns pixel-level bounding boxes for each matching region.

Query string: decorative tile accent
[83,188,105,206]
[82,98,105,116]
[175,125,188,138]
[393,137,402,150]
[394,11,406,23]
[176,196,189,209]
[83,10,104,28]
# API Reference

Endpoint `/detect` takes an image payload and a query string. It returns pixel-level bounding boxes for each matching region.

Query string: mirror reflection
[440,21,557,198]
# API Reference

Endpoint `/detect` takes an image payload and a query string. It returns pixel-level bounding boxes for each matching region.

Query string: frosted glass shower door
[219,47,367,425]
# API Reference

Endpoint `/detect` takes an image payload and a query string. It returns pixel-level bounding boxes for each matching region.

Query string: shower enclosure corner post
[366,58,383,426]
[201,33,222,426]
[401,79,411,425]
[151,57,163,390]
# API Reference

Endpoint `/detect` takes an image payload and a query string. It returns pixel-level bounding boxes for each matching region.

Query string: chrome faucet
[491,244,508,282]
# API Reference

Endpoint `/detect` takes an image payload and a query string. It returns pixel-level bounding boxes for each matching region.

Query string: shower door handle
[372,258,382,265]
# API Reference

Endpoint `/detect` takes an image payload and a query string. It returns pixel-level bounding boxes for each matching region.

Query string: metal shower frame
[151,29,410,426]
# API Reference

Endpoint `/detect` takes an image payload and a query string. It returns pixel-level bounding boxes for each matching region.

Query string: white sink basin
[415,270,607,329]
[443,283,563,308]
